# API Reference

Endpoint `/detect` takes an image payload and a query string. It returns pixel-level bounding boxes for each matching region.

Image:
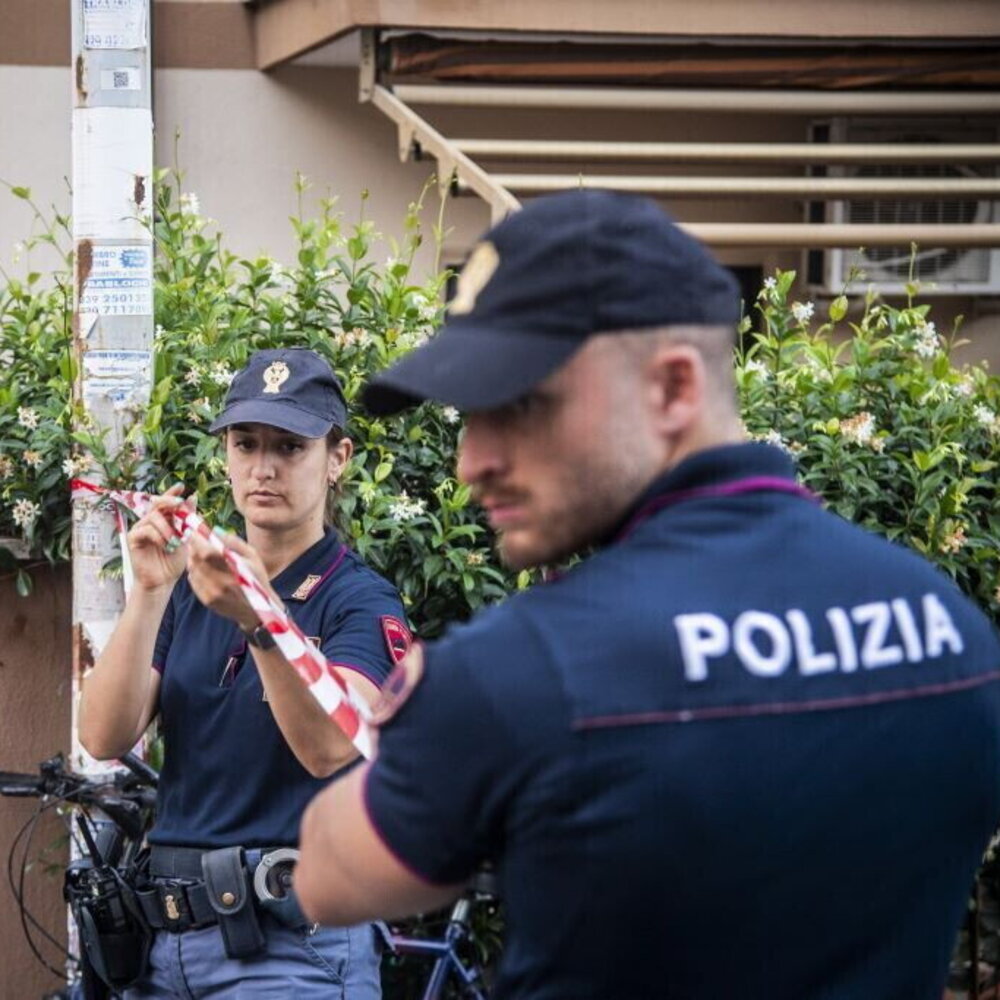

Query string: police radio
[65,814,152,993]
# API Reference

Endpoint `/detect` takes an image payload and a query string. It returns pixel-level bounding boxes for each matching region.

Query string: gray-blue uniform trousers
[364,443,1000,1000]
[126,528,408,999]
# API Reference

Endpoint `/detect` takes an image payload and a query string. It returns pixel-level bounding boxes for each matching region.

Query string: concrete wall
[0,566,72,998]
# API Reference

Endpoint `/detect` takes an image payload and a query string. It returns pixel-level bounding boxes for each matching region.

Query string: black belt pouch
[201,847,266,959]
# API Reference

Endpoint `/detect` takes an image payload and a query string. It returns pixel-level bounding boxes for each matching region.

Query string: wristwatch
[242,622,277,650]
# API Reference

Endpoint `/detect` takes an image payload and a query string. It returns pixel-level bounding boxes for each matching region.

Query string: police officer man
[295,190,1000,998]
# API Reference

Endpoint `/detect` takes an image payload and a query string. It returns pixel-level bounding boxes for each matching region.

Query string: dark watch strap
[243,623,276,650]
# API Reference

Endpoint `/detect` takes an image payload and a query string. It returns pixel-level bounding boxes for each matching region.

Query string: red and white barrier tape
[71,479,374,759]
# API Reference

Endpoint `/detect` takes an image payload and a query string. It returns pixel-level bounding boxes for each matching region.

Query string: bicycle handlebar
[0,753,157,841]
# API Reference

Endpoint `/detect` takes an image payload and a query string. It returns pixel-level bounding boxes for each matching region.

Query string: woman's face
[226,424,350,534]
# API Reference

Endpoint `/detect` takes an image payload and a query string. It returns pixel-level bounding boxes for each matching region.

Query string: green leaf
[828,295,848,323]
[15,569,32,597]
[10,186,30,200]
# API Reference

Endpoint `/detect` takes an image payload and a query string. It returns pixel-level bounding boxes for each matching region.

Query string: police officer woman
[79,348,406,998]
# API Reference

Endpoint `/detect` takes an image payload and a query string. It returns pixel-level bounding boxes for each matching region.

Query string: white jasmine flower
[973,404,997,428]
[184,367,202,385]
[333,328,373,350]
[763,277,777,290]
[0,349,14,366]
[62,455,90,478]
[750,429,794,455]
[838,411,875,446]
[939,526,967,555]
[17,406,40,430]
[913,322,940,359]
[954,377,975,398]
[388,491,426,522]
[410,293,440,324]
[791,301,815,325]
[179,192,201,217]
[209,362,234,387]
[743,359,769,379]
[398,330,430,351]
[23,450,43,469]
[441,406,460,425]
[189,397,211,424]
[11,497,40,529]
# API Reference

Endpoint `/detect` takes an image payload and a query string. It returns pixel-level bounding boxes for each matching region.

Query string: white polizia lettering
[674,593,963,682]
[675,613,730,682]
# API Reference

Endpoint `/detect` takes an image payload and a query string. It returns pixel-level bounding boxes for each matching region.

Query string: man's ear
[646,344,706,438]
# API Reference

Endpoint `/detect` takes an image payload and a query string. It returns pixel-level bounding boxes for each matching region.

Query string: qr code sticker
[113,71,130,88]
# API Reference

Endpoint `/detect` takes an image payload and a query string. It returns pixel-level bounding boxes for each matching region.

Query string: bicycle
[387,868,499,1000]
[0,752,158,1000]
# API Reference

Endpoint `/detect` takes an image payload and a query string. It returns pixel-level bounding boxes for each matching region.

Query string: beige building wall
[3,61,998,366]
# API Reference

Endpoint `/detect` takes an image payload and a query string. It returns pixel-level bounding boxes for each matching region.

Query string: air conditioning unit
[810,119,1000,295]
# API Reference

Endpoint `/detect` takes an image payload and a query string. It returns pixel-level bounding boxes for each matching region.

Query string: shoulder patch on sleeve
[381,615,413,665]
[371,644,424,727]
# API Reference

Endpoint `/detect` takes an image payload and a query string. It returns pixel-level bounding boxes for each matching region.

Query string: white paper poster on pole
[72,505,126,623]
[79,245,152,331]
[82,348,153,410]
[72,107,152,240]
[83,0,147,50]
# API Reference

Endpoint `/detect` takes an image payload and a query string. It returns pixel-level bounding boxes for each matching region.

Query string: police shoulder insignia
[370,643,424,727]
[262,360,290,394]
[290,574,322,601]
[381,615,413,665]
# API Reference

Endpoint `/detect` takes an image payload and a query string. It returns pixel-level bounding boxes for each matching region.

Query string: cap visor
[208,399,332,438]
[363,327,581,415]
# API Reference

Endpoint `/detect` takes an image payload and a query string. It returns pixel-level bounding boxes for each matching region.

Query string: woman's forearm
[78,587,168,759]
[252,647,379,778]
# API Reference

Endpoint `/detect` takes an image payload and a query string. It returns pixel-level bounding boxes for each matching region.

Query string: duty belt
[137,844,288,934]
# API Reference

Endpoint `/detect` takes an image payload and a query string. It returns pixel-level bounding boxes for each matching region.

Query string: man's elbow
[297,798,345,923]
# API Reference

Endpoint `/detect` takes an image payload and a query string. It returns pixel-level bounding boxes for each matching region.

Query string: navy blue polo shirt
[151,528,407,848]
[365,443,1000,1000]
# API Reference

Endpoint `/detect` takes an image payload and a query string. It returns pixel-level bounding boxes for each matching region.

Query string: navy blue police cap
[363,189,740,415]
[209,348,348,438]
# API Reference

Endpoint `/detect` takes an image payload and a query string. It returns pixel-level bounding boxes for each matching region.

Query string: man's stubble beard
[496,426,657,573]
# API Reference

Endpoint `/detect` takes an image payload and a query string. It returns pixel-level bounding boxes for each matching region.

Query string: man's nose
[457,415,508,485]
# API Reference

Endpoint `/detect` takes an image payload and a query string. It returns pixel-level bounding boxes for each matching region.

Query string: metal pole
[677,223,1000,249]
[480,174,1000,200]
[452,139,1000,166]
[394,84,1000,115]
[70,3,153,768]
